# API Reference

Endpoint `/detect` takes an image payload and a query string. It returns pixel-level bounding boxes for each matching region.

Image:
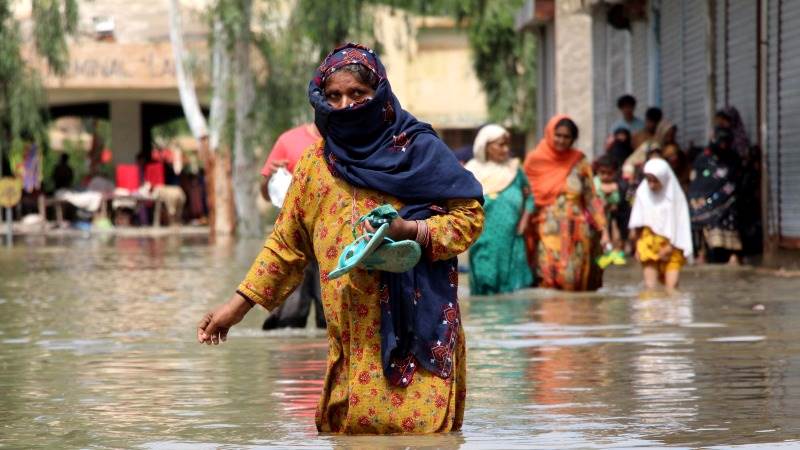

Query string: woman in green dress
[466,124,534,295]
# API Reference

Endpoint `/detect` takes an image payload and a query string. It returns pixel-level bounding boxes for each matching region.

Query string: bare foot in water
[695,252,706,265]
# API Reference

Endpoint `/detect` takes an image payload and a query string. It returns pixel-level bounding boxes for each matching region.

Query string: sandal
[328,221,390,280]
[362,237,421,273]
[328,204,422,279]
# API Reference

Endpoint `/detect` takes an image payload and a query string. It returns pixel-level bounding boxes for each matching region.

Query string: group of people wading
[467,116,609,294]
[469,94,759,296]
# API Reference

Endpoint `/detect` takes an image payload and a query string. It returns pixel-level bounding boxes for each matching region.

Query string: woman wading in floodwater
[196,43,484,434]
[523,115,609,291]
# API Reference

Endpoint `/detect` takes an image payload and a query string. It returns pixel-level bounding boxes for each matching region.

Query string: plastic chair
[115,164,140,191]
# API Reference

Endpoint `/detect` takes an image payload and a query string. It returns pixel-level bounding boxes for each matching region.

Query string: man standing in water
[259,123,326,330]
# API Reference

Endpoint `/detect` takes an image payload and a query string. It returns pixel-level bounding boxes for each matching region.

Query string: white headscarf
[464,124,518,196]
[629,158,693,258]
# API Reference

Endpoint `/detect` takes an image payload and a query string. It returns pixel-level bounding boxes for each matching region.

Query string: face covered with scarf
[308,43,482,206]
[308,43,484,387]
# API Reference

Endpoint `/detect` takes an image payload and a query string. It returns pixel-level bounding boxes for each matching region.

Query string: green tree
[461,1,536,130]
[0,0,78,176]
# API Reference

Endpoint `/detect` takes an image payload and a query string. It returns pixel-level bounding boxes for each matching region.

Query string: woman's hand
[600,229,612,249]
[658,245,674,262]
[364,217,417,241]
[266,159,288,174]
[516,212,530,236]
[197,293,254,345]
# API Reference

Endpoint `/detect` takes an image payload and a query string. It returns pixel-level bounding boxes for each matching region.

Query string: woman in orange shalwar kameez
[524,115,609,291]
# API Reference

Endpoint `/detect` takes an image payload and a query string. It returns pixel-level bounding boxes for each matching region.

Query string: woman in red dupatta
[524,115,609,291]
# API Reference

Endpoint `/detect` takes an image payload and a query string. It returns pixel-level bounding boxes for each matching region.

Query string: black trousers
[262,259,326,329]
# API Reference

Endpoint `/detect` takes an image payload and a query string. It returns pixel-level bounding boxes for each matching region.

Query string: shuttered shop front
[630,19,650,106]
[714,0,758,140]
[659,0,683,138]
[659,0,710,148]
[591,5,634,154]
[768,0,800,242]
[681,0,709,147]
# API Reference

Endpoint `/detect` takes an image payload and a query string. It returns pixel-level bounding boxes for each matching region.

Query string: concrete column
[110,100,142,164]
[554,0,595,157]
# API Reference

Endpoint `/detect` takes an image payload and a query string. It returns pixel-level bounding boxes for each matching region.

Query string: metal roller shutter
[681,0,709,148]
[777,0,800,238]
[631,19,650,107]
[767,0,780,236]
[591,4,635,154]
[607,27,631,111]
[537,23,556,138]
[659,0,683,140]
[714,0,727,108]
[725,0,758,140]
[659,0,710,149]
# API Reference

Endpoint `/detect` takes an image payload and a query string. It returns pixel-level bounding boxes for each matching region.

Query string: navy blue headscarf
[309,43,483,387]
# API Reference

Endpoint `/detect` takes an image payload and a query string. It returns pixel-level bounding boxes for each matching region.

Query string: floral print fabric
[525,157,606,292]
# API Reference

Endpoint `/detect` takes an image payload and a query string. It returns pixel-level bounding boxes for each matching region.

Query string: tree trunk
[211,147,236,235]
[168,0,207,140]
[169,0,236,236]
[231,0,262,238]
[208,16,235,235]
[208,18,229,154]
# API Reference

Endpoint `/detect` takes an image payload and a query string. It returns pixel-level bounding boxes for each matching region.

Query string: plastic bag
[268,167,292,208]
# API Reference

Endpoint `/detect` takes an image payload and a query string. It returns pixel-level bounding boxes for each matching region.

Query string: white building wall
[554,0,595,156]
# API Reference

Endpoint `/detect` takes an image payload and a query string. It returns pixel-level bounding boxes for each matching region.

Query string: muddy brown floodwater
[1,235,799,448]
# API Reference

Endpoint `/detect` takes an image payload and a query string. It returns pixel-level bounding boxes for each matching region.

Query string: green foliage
[376,0,536,130]
[152,117,191,146]
[0,0,79,172]
[32,0,79,75]
[249,0,378,146]
[214,0,252,47]
[251,24,315,146]
[464,0,536,130]
[293,0,378,58]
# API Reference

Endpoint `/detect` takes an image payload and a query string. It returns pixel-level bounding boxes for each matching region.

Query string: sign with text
[24,42,209,89]
[0,178,22,208]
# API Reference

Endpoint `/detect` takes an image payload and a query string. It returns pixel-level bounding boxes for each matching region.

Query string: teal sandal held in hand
[362,235,422,273]
[328,205,422,280]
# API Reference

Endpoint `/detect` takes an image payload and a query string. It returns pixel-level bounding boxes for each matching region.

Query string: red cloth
[523,114,585,208]
[260,124,320,176]
[144,162,165,186]
[116,164,140,190]
[151,148,174,164]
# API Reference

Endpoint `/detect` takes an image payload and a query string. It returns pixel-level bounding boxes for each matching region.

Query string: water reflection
[1,238,799,448]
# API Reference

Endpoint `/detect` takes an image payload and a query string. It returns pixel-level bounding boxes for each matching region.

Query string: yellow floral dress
[525,157,606,291]
[636,227,686,275]
[237,141,484,434]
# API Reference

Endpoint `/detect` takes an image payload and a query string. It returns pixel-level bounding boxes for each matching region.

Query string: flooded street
[2,236,800,448]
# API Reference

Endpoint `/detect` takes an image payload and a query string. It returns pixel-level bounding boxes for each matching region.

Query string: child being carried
[593,155,626,267]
